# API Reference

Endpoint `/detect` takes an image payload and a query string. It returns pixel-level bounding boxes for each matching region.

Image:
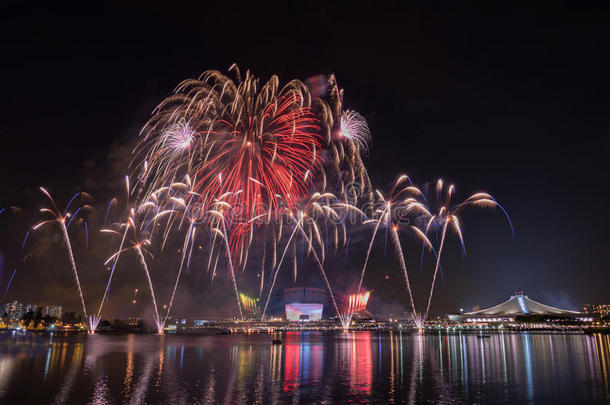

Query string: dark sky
[1,2,608,319]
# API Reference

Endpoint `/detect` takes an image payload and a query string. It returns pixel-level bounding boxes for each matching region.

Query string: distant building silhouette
[43,305,62,319]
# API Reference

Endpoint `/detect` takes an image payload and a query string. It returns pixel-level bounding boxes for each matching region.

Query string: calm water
[0,331,608,404]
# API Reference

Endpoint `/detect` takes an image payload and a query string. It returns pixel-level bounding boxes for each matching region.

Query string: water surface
[0,331,608,404]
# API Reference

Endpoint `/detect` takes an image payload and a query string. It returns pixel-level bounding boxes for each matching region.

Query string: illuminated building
[285,303,323,321]
[2,301,38,320]
[583,304,610,317]
[283,287,326,321]
[4,301,24,320]
[43,305,63,319]
[448,292,593,324]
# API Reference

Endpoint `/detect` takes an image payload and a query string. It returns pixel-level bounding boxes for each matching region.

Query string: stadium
[282,287,327,321]
[448,292,593,324]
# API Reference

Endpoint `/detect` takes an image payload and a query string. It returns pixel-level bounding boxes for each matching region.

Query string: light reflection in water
[0,356,15,397]
[407,333,420,405]
[269,341,282,404]
[123,334,135,398]
[43,333,53,380]
[51,341,82,405]
[202,365,215,405]
[522,333,534,402]
[129,356,154,405]
[348,331,372,393]
[283,332,300,392]
[0,331,607,403]
[388,331,396,401]
[154,342,164,389]
[595,334,610,400]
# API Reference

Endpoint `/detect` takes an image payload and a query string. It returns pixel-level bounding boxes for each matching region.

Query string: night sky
[1,3,608,319]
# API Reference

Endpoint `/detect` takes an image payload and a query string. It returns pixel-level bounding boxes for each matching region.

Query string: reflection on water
[0,331,608,404]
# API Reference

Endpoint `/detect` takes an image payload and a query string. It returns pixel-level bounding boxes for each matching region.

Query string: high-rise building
[2,302,63,320]
[2,301,25,320]
[43,305,63,319]
[1,302,11,317]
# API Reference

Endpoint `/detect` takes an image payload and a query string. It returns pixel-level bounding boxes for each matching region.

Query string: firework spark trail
[59,218,88,321]
[259,244,266,297]
[63,192,81,215]
[346,177,428,328]
[260,218,302,320]
[294,222,345,328]
[259,192,352,319]
[3,268,17,299]
[219,225,243,321]
[209,212,243,320]
[424,221,448,321]
[339,110,371,154]
[356,207,386,292]
[185,227,196,271]
[134,243,163,332]
[2,227,35,299]
[100,212,167,332]
[103,200,113,226]
[92,177,164,331]
[94,223,130,326]
[20,231,30,254]
[421,181,513,321]
[163,220,195,326]
[87,315,101,333]
[345,206,387,328]
[34,188,90,328]
[83,221,89,250]
[1,231,33,300]
[389,224,419,326]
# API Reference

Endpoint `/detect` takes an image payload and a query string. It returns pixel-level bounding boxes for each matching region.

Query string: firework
[239,292,260,314]
[209,208,244,320]
[102,224,164,333]
[259,191,362,321]
[33,188,91,331]
[345,290,371,314]
[0,66,514,333]
[339,110,371,154]
[3,268,17,299]
[294,220,344,327]
[90,215,132,332]
[260,214,302,320]
[135,67,323,252]
[347,176,432,329]
[2,231,32,300]
[134,66,371,256]
[162,216,195,326]
[122,66,376,322]
[422,179,513,321]
[92,177,139,332]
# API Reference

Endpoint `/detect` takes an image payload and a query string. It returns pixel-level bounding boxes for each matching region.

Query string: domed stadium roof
[466,292,579,316]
